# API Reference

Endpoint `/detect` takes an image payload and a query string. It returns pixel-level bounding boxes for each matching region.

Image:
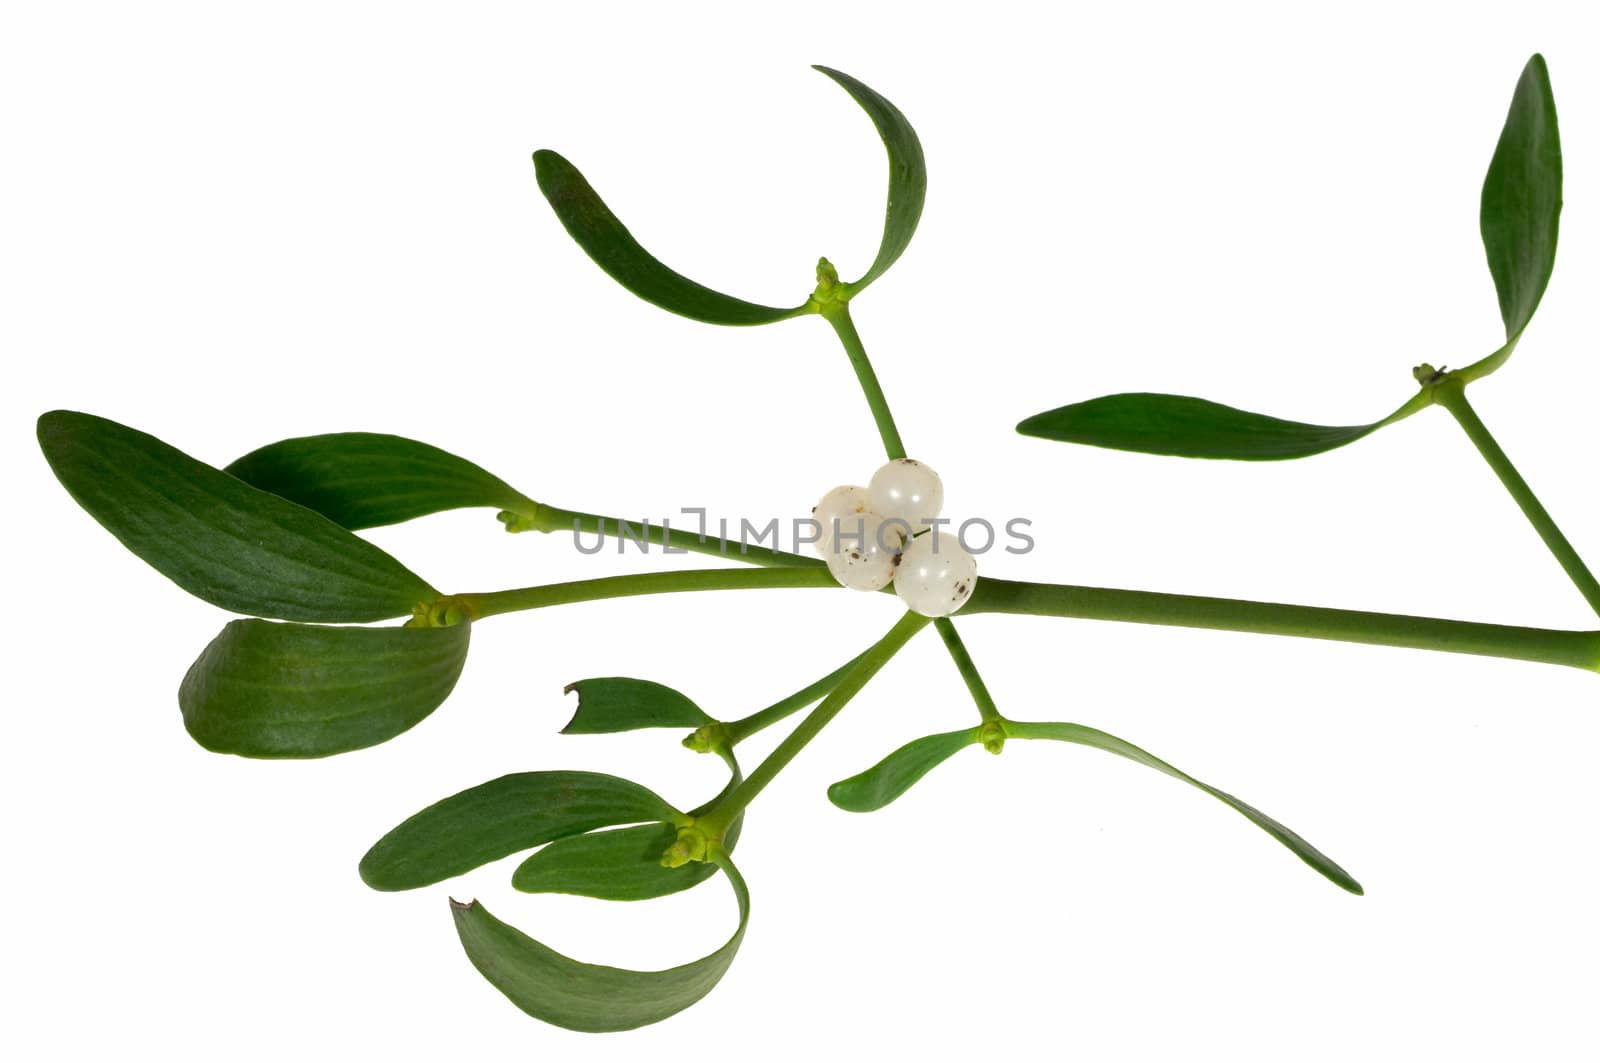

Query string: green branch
[967,577,1600,672]
[1433,380,1600,617]
[699,611,931,838]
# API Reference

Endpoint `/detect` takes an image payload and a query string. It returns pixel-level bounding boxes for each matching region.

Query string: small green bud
[979,720,1007,755]
[497,509,537,533]
[682,723,730,754]
[659,824,711,868]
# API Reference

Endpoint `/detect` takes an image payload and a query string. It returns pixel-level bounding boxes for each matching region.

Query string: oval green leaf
[226,432,535,531]
[1015,391,1430,461]
[1006,719,1362,894]
[532,149,808,326]
[453,856,749,1032]
[828,726,981,812]
[560,677,714,734]
[513,750,743,901]
[37,411,434,621]
[1463,54,1562,380]
[360,771,678,892]
[179,619,470,758]
[814,66,928,295]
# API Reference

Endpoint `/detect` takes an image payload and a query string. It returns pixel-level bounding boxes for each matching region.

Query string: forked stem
[698,611,932,838]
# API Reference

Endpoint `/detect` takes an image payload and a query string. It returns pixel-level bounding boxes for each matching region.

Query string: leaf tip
[448,897,478,913]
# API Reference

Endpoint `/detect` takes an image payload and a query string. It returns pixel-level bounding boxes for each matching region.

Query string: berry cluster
[812,458,978,617]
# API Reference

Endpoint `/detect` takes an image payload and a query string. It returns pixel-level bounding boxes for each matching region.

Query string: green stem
[701,612,931,836]
[450,567,836,621]
[967,577,1600,672]
[433,540,1599,672]
[935,618,1002,723]
[525,504,821,570]
[820,302,907,460]
[723,651,871,746]
[1433,380,1600,618]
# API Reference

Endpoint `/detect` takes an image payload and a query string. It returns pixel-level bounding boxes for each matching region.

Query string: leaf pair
[363,691,750,1034]
[1018,55,1561,460]
[534,65,926,324]
[38,413,536,757]
[829,719,1362,894]
[519,675,745,902]
[363,770,749,1031]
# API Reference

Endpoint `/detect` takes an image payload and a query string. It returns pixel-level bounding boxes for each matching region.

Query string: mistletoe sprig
[36,57,1597,1032]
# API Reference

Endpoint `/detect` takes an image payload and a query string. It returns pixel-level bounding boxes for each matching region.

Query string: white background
[4,2,1598,1059]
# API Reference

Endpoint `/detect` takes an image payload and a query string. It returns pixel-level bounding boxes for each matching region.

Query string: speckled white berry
[811,485,871,557]
[868,459,944,533]
[824,512,906,592]
[893,531,978,616]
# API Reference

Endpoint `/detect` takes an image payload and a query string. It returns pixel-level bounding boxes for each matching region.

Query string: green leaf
[828,726,981,812]
[1015,391,1429,461]
[37,411,434,621]
[453,856,750,1031]
[1463,54,1562,380]
[513,751,743,901]
[1006,720,1362,894]
[179,619,470,758]
[814,66,928,295]
[532,149,808,326]
[226,432,534,531]
[360,771,678,892]
[560,677,714,734]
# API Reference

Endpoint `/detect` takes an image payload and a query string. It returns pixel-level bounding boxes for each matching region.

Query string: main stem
[1433,380,1600,618]
[436,569,1598,670]
[700,612,931,837]
[968,577,1600,672]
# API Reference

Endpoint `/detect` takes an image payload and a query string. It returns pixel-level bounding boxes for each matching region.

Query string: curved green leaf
[828,726,981,812]
[179,619,470,758]
[560,677,714,734]
[37,411,433,621]
[532,149,807,326]
[1463,54,1562,380]
[453,856,749,1032]
[814,66,928,294]
[1007,720,1362,894]
[226,432,534,531]
[513,751,743,901]
[360,771,678,892]
[1015,391,1430,461]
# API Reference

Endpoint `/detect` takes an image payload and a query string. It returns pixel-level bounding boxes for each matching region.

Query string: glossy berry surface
[868,459,943,533]
[894,531,978,616]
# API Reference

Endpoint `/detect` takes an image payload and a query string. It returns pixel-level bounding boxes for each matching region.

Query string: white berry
[894,532,978,617]
[811,485,871,558]
[869,459,944,534]
[824,512,906,592]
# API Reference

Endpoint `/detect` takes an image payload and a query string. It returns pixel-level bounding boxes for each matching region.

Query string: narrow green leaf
[226,432,534,531]
[37,411,433,621]
[1015,391,1430,461]
[828,727,982,812]
[532,149,808,326]
[1007,720,1362,894]
[560,677,714,734]
[179,620,470,758]
[814,66,928,294]
[360,771,678,892]
[513,751,743,901]
[453,856,750,1032]
[1464,54,1562,380]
